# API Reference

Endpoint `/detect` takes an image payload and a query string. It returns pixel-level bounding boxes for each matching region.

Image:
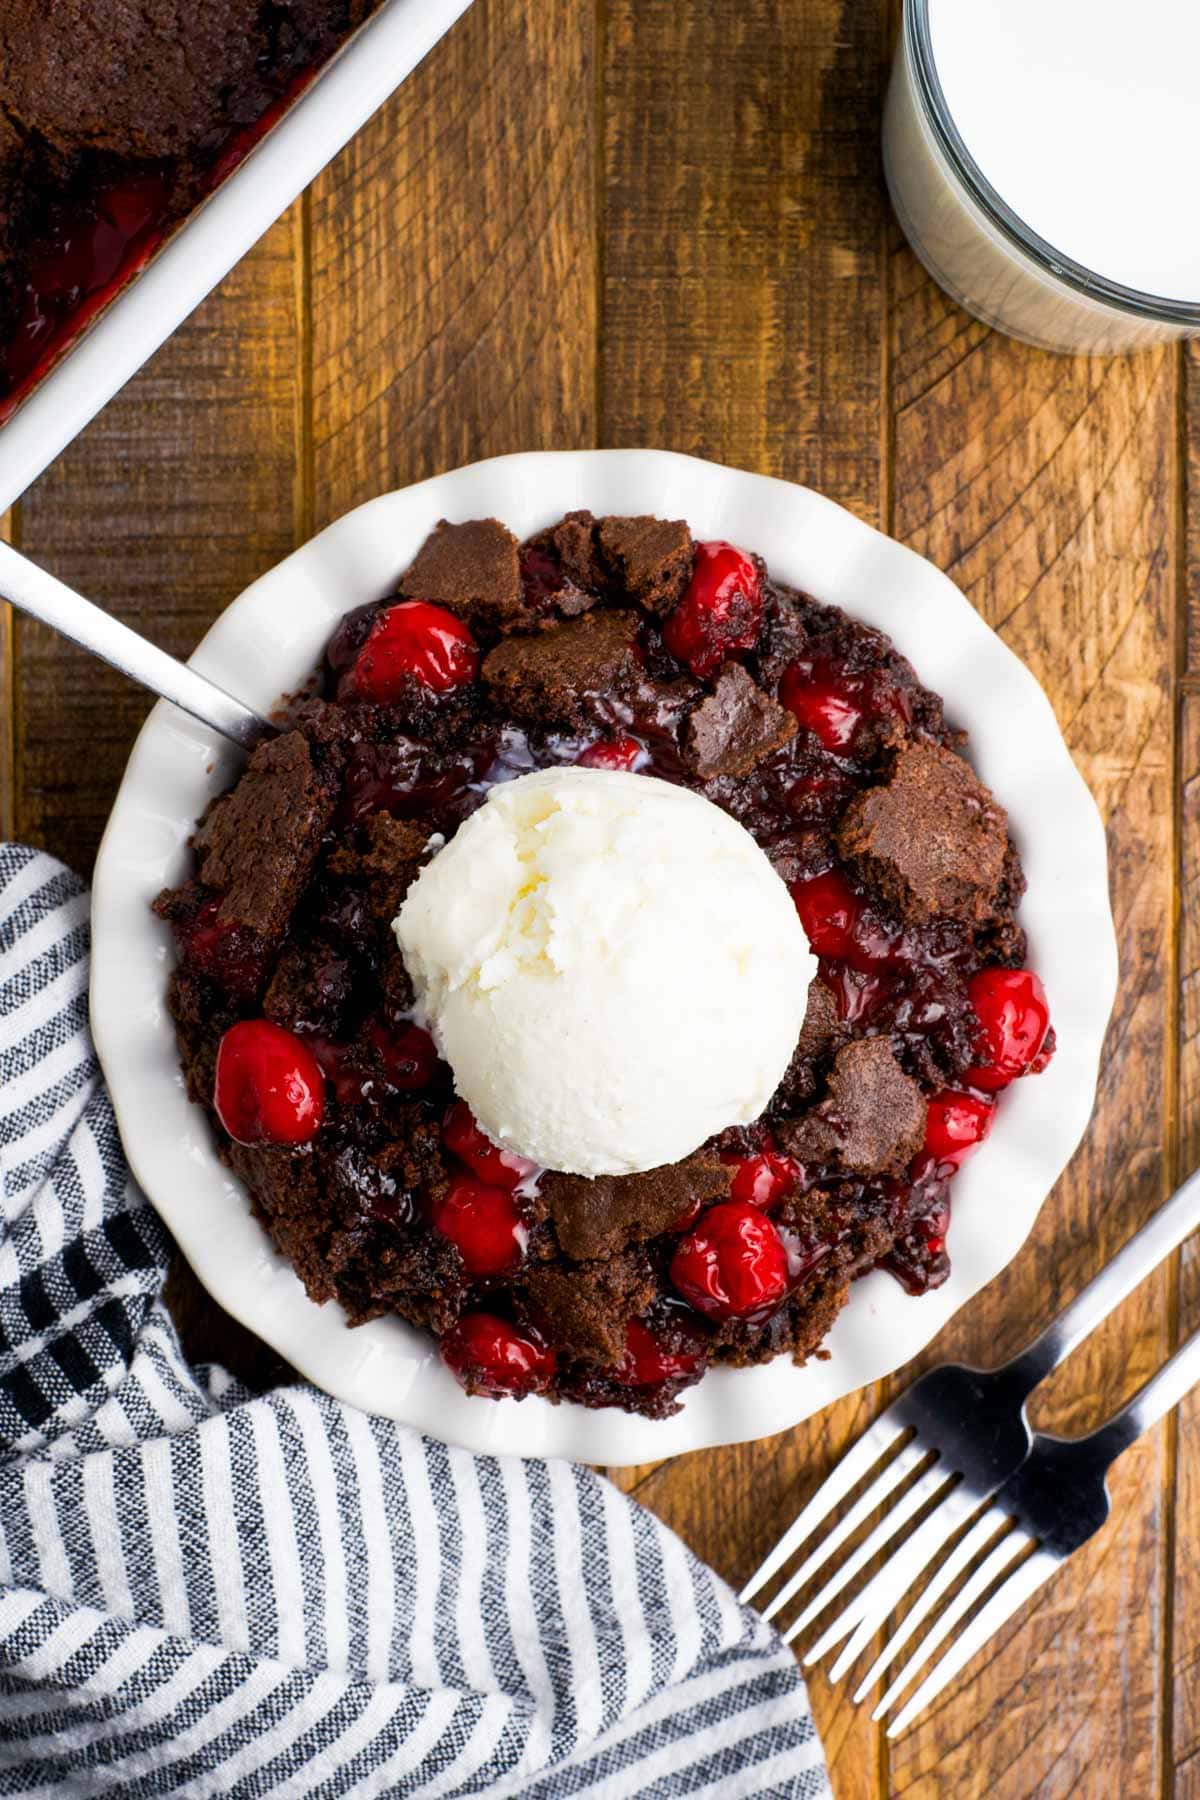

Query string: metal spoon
[0,538,269,749]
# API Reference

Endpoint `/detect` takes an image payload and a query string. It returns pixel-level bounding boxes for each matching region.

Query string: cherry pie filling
[159,519,1054,1415]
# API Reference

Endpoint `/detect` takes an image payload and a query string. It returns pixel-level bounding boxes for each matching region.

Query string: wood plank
[602,4,890,1795]
[603,0,887,525]
[13,211,306,874]
[888,242,1177,1799]
[1172,696,1200,1781]
[309,0,597,523]
[1187,341,1200,672]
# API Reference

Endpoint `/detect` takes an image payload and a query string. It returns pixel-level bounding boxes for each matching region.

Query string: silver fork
[868,1320,1200,1733]
[739,1166,1200,1700]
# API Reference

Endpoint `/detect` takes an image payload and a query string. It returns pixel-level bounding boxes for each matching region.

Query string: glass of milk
[884,0,1200,354]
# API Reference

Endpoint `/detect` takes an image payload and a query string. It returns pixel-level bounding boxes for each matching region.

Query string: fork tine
[835,1483,991,1692]
[886,1547,1060,1736]
[783,1457,953,1650]
[739,1416,907,1604]
[865,1503,1010,1713]
[874,1515,1028,1721]
[760,1435,928,1624]
[816,1480,985,1679]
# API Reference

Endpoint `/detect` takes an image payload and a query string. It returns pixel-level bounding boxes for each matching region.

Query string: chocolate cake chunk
[838,742,1009,925]
[263,938,352,1036]
[399,518,523,634]
[530,510,607,595]
[482,610,640,730]
[326,812,431,924]
[525,1253,657,1366]
[768,979,848,1113]
[598,516,694,615]
[194,731,335,940]
[0,1,353,162]
[778,1038,926,1176]
[795,978,845,1065]
[684,661,797,779]
[544,1153,733,1262]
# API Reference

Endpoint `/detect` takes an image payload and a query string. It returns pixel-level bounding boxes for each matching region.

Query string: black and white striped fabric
[0,846,830,1798]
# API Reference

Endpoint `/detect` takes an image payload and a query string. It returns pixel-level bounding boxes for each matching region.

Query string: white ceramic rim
[91,449,1118,1465]
[0,0,474,515]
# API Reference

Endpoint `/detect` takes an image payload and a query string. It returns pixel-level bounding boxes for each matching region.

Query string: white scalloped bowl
[91,450,1117,1464]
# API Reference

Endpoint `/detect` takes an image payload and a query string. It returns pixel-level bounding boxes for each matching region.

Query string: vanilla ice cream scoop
[393,767,817,1177]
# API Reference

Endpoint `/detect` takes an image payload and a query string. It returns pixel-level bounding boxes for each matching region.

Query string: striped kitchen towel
[0,845,830,1799]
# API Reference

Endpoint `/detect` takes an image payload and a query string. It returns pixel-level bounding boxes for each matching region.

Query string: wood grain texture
[12,215,305,873]
[602,0,888,524]
[7,0,1198,1791]
[1174,696,1200,1785]
[309,0,597,522]
[888,249,1178,1799]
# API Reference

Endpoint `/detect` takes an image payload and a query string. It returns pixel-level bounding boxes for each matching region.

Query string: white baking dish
[0,0,474,516]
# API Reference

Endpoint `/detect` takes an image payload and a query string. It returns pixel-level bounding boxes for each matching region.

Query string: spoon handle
[0,539,268,749]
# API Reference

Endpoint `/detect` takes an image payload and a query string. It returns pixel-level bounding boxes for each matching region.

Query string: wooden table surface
[2,2,1197,1794]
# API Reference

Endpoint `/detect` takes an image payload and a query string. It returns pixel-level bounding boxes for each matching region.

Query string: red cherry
[613,1320,703,1387]
[440,1313,556,1397]
[662,541,762,678]
[431,1176,527,1276]
[183,899,264,996]
[789,870,897,972]
[576,736,645,772]
[368,1020,439,1090]
[442,1100,537,1190]
[780,661,864,750]
[669,1200,790,1320]
[667,1196,705,1234]
[343,601,478,701]
[214,1020,325,1146]
[721,1147,801,1209]
[923,1090,994,1169]
[790,869,859,959]
[964,968,1051,1092]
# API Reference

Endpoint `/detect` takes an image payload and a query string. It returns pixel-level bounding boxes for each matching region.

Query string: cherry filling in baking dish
[155,512,1054,1418]
[0,2,380,420]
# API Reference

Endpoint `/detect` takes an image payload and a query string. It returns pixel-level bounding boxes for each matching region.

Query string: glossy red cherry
[780,661,864,750]
[183,900,264,996]
[964,968,1051,1092]
[576,736,645,772]
[440,1313,556,1397]
[368,1020,439,1090]
[721,1146,802,1209]
[662,541,762,678]
[790,869,858,959]
[442,1100,537,1191]
[613,1320,703,1387]
[214,1020,325,1146]
[669,1200,790,1320]
[431,1176,527,1276]
[922,1090,994,1169]
[789,869,897,974]
[343,601,478,701]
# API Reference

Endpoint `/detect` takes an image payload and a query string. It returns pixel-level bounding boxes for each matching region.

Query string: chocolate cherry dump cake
[155,512,1055,1419]
[0,2,381,416]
